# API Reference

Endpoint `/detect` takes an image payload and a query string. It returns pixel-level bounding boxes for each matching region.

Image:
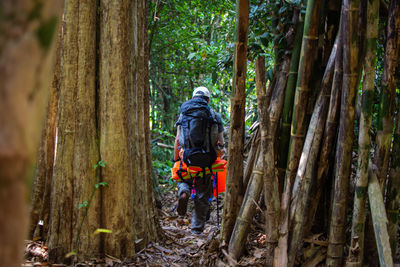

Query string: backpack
[178,97,217,169]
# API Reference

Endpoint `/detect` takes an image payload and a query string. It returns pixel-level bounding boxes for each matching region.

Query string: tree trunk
[31,0,160,263]
[47,0,100,262]
[99,0,158,258]
[0,1,62,266]
[221,0,249,245]
[347,0,379,265]
[326,0,359,265]
[374,0,400,188]
[142,0,160,245]
[30,24,62,240]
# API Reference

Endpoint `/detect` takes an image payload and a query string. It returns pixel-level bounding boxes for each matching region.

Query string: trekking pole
[216,172,219,226]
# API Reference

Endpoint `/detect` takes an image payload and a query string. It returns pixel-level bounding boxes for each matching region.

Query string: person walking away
[173,87,224,234]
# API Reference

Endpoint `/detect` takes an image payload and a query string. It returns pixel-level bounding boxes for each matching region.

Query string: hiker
[173,86,224,234]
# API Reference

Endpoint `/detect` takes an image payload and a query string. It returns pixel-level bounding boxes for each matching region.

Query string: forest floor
[23,183,267,267]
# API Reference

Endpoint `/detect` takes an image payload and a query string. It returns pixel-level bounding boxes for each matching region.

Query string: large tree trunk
[326,0,360,265]
[30,25,62,240]
[47,0,100,261]
[0,1,62,266]
[347,0,379,265]
[221,0,249,245]
[100,0,158,258]
[141,0,160,245]
[31,0,159,263]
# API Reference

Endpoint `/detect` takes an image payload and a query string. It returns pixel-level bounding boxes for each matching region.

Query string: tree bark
[30,24,62,240]
[47,0,100,262]
[0,1,62,266]
[31,0,159,263]
[221,0,249,245]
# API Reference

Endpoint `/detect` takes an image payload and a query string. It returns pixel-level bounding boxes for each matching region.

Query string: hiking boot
[191,229,202,235]
[206,208,211,221]
[177,192,189,216]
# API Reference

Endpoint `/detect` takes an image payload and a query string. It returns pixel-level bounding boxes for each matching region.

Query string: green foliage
[36,16,58,51]
[77,201,88,210]
[153,159,173,179]
[148,0,300,181]
[148,0,236,136]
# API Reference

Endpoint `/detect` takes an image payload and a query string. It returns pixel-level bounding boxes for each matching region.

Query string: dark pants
[177,174,213,232]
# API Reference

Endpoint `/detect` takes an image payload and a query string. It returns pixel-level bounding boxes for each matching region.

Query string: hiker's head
[192,87,210,103]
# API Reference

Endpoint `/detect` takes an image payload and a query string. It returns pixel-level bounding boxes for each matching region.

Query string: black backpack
[178,97,217,169]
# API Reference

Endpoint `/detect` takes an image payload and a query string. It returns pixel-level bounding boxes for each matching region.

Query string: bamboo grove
[222,0,400,266]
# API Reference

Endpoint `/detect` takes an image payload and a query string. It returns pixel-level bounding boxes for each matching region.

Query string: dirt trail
[24,184,266,266]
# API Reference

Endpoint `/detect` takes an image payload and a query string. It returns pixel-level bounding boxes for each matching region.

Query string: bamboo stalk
[326,0,359,265]
[346,0,379,265]
[386,108,400,257]
[228,153,263,260]
[374,0,400,188]
[243,129,260,189]
[277,12,304,185]
[275,0,322,265]
[305,21,343,234]
[379,0,400,256]
[221,0,249,245]
[368,165,394,266]
[262,56,289,266]
[287,38,337,267]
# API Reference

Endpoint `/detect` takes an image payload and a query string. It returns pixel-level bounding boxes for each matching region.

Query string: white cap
[192,86,211,99]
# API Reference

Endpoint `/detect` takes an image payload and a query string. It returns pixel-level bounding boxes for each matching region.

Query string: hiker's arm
[174,127,180,161]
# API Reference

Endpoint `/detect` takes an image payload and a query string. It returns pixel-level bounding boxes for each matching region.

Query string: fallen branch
[156,142,174,149]
[368,164,393,266]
